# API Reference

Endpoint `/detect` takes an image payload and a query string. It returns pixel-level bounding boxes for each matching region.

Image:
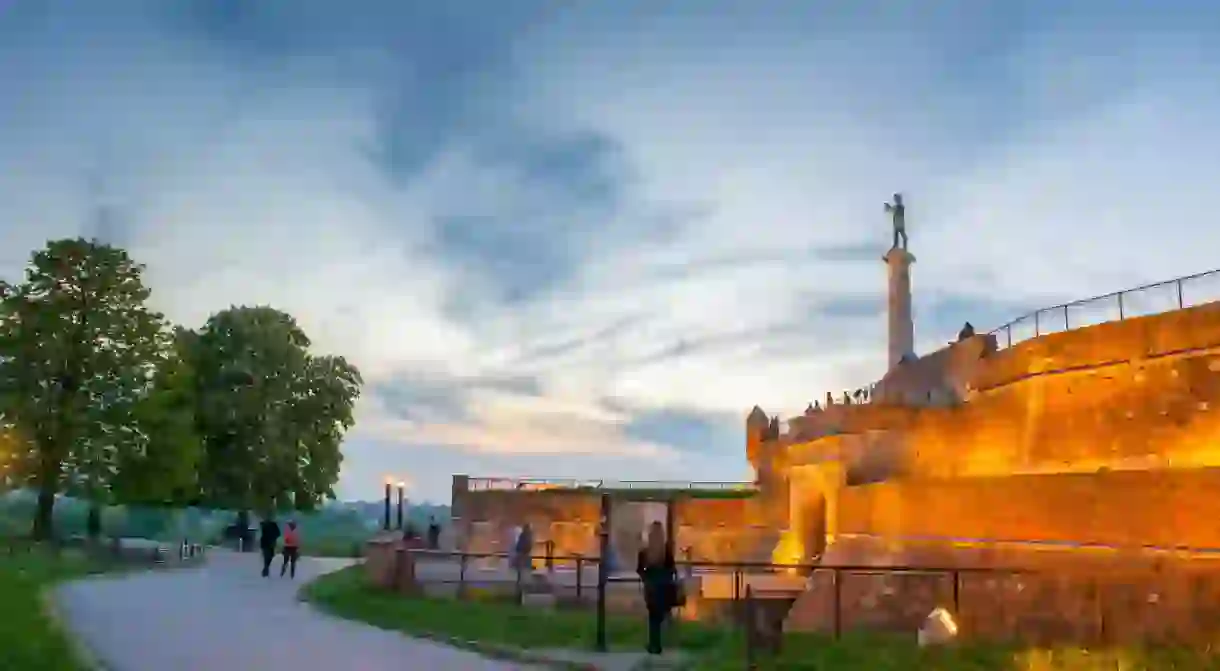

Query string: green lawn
[297,537,366,558]
[0,545,107,671]
[303,566,1220,670]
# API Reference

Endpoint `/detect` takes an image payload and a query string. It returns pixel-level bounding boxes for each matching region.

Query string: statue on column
[884,192,908,250]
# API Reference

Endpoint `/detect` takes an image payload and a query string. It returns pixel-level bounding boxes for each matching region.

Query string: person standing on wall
[637,521,681,655]
[259,514,281,578]
[280,520,301,579]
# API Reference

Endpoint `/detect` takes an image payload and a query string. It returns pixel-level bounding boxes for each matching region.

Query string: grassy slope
[0,546,105,671]
[304,566,1220,671]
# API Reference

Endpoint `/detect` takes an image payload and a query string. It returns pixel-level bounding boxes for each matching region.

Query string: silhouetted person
[636,521,678,655]
[514,523,534,573]
[427,517,441,550]
[280,520,301,579]
[259,516,280,577]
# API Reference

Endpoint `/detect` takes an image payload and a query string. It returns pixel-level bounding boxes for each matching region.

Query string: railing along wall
[987,267,1220,349]
[464,477,757,493]
[389,546,1220,664]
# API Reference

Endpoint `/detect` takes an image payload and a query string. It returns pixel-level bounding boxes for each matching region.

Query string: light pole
[382,477,392,532]
[396,481,405,530]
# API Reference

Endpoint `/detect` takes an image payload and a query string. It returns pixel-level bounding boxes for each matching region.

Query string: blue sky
[3,1,1220,503]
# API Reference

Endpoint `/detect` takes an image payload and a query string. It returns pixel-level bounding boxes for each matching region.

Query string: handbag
[667,579,687,609]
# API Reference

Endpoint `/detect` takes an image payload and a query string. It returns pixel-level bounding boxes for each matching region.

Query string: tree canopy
[189,306,362,515]
[0,238,190,537]
[0,237,362,539]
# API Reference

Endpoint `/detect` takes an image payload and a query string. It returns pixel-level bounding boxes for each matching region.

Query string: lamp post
[383,477,392,531]
[396,481,405,530]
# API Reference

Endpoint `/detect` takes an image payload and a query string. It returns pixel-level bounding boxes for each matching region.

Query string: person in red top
[280,520,301,579]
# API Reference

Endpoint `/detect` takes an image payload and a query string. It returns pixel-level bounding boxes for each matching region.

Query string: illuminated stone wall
[780,301,1220,482]
[903,301,1220,478]
[451,486,779,564]
[837,468,1220,550]
[762,300,1220,582]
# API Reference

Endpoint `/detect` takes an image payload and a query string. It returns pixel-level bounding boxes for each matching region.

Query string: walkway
[54,549,537,671]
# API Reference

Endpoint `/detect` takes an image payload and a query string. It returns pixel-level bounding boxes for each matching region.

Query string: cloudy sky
[3,1,1219,503]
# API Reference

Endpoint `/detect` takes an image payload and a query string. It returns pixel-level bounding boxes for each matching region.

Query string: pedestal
[883,247,916,370]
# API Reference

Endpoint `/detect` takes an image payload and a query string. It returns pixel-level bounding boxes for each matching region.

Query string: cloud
[3,0,1220,501]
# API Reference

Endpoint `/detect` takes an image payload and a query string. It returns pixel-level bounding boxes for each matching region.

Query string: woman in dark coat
[636,521,678,655]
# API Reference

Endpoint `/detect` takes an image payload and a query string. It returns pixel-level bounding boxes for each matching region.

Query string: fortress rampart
[761,299,1220,570]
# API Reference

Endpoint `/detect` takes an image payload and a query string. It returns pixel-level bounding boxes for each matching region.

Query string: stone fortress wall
[762,299,1220,567]
[450,475,781,567]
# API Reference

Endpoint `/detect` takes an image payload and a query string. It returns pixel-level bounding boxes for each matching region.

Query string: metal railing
[381,545,1056,662]
[465,477,757,493]
[988,267,1220,349]
[1,534,207,566]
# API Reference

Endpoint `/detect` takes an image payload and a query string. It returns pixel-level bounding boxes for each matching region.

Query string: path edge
[41,586,111,671]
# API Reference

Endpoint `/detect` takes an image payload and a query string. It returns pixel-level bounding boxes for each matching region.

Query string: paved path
[54,549,537,671]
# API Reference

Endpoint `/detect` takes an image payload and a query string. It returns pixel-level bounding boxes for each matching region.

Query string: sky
[2,1,1220,504]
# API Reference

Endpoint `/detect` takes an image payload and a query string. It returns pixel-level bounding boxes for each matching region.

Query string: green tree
[189,306,361,522]
[111,327,203,508]
[0,239,175,539]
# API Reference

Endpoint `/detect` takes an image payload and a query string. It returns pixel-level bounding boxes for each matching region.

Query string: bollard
[457,553,468,600]
[545,540,555,572]
[745,585,757,670]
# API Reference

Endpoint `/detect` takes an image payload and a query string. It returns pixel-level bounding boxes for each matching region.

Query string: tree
[0,239,175,539]
[111,327,203,508]
[189,306,361,521]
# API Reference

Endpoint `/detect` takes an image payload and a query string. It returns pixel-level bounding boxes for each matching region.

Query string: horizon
[3,1,1219,503]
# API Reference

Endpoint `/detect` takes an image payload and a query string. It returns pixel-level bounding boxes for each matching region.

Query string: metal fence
[464,477,757,493]
[1,534,207,566]
[391,546,1054,664]
[988,267,1220,349]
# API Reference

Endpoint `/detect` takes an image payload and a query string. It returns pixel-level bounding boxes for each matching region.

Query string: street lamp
[396,481,406,530]
[382,477,392,531]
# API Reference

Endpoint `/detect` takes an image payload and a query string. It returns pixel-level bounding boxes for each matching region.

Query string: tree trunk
[32,485,55,541]
[31,449,59,541]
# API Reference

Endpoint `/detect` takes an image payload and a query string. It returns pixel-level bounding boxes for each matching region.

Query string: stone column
[884,247,916,370]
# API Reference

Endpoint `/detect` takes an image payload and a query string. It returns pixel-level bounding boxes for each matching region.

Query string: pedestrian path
[54,549,537,670]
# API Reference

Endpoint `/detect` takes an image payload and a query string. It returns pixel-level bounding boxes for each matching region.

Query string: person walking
[258,515,281,578]
[636,521,679,655]
[280,520,301,579]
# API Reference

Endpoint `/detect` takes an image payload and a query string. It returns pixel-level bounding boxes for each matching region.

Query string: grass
[297,537,366,558]
[0,544,108,671]
[303,565,724,652]
[304,566,1220,670]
